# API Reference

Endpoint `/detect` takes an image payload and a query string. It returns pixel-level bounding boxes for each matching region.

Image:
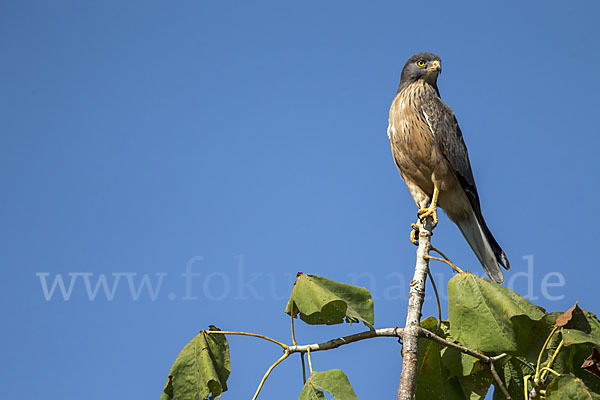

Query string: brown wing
[421,98,481,214]
[422,97,510,271]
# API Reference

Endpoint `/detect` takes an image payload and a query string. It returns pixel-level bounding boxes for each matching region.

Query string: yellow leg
[418,186,439,225]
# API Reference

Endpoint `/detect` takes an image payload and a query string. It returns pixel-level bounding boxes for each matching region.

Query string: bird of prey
[388,52,509,283]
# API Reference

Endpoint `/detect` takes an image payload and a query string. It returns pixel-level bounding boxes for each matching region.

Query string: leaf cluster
[420,272,600,399]
[159,272,600,399]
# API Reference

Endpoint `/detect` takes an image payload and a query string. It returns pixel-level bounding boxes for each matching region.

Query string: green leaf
[420,316,438,332]
[545,374,600,399]
[417,317,493,399]
[516,310,600,376]
[567,343,600,393]
[457,369,493,400]
[561,306,600,348]
[161,327,230,400]
[512,313,556,364]
[439,346,463,378]
[492,357,529,400]
[448,272,546,353]
[298,370,359,400]
[299,386,327,399]
[415,318,464,400]
[418,317,483,379]
[285,274,374,327]
[548,329,573,375]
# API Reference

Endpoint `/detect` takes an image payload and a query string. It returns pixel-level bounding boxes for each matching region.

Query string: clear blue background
[2,1,599,399]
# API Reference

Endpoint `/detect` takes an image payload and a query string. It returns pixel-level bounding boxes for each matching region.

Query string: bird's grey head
[399,52,442,88]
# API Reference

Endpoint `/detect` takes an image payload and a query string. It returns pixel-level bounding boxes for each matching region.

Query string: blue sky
[2,1,599,399]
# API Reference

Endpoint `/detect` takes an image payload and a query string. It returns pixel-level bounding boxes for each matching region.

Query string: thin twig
[524,375,531,400]
[212,325,510,369]
[540,367,560,377]
[418,327,506,363]
[430,245,463,273]
[211,324,517,399]
[288,326,507,365]
[210,327,403,361]
[418,327,510,398]
[251,352,289,400]
[427,270,442,331]
[535,326,558,382]
[306,347,313,374]
[206,330,287,349]
[301,353,306,384]
[513,355,536,373]
[490,359,512,400]
[290,302,307,384]
[425,255,463,274]
[287,328,404,354]
[540,339,564,382]
[291,302,298,346]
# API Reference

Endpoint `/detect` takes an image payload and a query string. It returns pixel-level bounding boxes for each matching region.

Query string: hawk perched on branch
[388,52,509,283]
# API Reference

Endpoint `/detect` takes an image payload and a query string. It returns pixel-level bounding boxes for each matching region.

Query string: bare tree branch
[490,359,512,400]
[417,327,505,363]
[211,222,518,399]
[418,327,511,398]
[397,218,434,400]
[395,217,512,399]
[286,327,403,354]
[213,323,513,398]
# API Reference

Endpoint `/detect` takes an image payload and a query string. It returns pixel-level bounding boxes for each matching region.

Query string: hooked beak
[425,60,441,73]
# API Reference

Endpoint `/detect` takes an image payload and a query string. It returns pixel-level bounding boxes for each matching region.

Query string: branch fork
[207,216,513,399]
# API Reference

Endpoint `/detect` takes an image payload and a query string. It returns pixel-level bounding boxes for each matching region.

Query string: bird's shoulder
[421,91,478,193]
[418,91,456,131]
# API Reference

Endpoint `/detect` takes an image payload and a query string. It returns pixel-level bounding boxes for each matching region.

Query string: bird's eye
[417,60,426,67]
